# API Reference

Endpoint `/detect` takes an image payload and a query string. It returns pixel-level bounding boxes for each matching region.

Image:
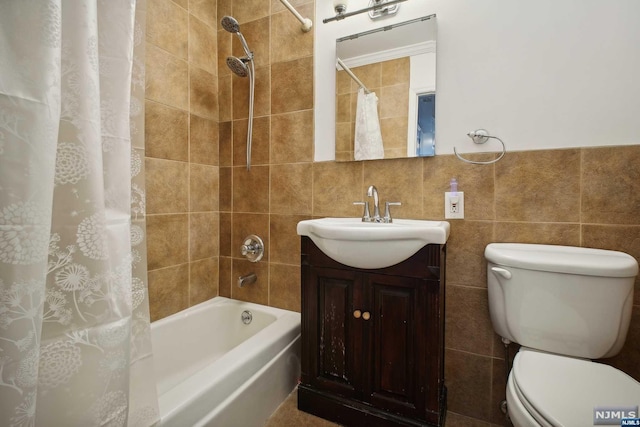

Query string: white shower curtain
[0,1,159,426]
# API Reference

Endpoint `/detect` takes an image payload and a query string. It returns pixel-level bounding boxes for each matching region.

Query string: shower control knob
[241,244,257,255]
[241,234,264,262]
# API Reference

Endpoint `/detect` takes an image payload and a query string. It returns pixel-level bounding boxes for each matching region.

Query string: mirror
[334,15,436,161]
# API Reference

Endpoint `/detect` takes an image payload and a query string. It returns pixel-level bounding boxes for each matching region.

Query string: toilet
[485,243,640,427]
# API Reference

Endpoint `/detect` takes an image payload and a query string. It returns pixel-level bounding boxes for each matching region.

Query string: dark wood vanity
[298,236,446,427]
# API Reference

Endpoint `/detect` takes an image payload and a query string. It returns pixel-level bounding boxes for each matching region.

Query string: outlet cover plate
[445,192,464,219]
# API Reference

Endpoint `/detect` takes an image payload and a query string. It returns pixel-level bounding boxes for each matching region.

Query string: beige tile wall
[336,57,410,161]
[145,0,640,425]
[217,0,315,315]
[145,0,219,321]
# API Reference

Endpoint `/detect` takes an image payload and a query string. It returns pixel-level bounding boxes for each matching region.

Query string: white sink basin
[297,217,450,269]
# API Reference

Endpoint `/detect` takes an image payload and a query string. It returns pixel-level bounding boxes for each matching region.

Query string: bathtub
[151,297,301,427]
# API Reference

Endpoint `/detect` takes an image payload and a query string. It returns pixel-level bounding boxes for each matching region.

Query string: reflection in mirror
[334,15,436,161]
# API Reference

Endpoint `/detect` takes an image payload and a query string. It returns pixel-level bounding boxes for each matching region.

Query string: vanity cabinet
[298,237,446,427]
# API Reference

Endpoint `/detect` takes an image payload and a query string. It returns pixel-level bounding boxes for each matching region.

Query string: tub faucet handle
[241,234,264,262]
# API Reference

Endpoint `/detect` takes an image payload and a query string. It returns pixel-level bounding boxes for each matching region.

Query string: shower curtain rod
[278,0,313,32]
[336,58,371,94]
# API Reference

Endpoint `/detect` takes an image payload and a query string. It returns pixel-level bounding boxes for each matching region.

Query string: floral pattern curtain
[0,1,159,425]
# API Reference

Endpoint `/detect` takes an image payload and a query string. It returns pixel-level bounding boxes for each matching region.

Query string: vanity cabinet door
[302,268,429,418]
[302,266,365,400]
[365,274,428,420]
[300,237,446,426]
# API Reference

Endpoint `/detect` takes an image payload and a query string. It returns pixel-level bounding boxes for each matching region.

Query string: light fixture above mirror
[323,0,407,24]
[368,0,401,19]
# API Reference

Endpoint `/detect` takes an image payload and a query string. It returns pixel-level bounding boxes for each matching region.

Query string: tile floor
[264,389,339,427]
[265,388,506,427]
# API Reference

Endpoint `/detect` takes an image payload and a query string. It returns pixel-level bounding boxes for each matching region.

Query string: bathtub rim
[152,297,301,426]
[150,296,293,331]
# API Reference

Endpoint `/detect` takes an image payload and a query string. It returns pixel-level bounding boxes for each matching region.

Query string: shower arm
[278,0,313,32]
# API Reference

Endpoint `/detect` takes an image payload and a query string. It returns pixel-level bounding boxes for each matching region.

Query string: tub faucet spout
[367,185,381,221]
[238,273,257,287]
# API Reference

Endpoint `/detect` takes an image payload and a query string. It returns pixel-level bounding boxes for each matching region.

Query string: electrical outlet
[444,192,464,219]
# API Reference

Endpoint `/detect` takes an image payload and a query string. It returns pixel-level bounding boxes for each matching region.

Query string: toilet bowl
[506,348,640,427]
[484,243,640,427]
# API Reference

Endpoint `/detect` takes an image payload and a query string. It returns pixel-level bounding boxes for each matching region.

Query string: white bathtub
[151,297,301,427]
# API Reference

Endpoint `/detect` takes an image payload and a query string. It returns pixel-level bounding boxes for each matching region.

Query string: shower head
[221,16,240,33]
[223,15,256,170]
[227,56,250,77]
[221,15,253,59]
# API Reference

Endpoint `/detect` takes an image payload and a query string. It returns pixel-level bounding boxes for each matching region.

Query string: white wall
[314,0,640,161]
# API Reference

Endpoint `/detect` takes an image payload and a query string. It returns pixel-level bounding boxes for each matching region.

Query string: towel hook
[454,129,506,165]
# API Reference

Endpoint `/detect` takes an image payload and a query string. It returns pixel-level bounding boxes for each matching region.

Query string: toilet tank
[485,243,638,359]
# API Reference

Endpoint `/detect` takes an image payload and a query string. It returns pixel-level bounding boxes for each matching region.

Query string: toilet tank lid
[485,243,639,277]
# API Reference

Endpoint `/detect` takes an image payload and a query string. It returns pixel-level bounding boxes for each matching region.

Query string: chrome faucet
[355,186,402,223]
[367,185,381,221]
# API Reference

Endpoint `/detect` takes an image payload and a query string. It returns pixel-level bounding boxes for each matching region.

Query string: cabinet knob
[362,311,371,321]
[353,310,362,319]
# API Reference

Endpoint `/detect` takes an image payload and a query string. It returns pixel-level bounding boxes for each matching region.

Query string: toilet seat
[509,348,640,427]
[507,374,551,427]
